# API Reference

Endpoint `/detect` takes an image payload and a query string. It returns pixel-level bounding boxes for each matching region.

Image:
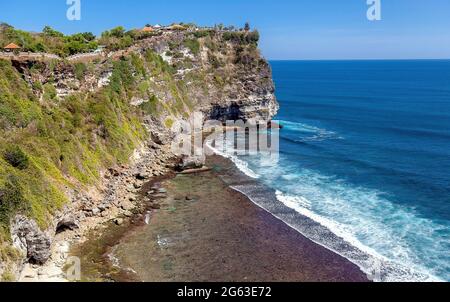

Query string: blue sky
[1,0,449,60]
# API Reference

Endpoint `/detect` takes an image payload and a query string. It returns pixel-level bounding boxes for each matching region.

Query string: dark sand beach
[71,155,369,282]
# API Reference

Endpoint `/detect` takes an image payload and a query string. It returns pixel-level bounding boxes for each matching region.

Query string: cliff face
[0,29,278,279]
[140,30,279,122]
[10,30,278,124]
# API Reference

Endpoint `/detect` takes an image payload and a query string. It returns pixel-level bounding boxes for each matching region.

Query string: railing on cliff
[0,52,61,61]
[0,51,106,63]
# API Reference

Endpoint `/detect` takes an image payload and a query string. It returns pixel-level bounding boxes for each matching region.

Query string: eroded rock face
[56,215,80,233]
[10,216,52,265]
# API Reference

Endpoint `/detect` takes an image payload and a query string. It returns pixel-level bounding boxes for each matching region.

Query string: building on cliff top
[142,26,154,32]
[3,43,21,52]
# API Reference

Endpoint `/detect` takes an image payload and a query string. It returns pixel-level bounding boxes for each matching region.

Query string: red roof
[4,43,21,49]
[142,26,153,32]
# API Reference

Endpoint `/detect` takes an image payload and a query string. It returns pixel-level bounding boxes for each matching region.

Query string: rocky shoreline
[17,137,177,282]
[64,155,369,282]
[15,146,370,282]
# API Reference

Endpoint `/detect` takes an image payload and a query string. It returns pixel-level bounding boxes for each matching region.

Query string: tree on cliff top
[43,26,64,38]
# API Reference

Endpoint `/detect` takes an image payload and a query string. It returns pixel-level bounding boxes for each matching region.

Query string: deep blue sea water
[217,60,450,281]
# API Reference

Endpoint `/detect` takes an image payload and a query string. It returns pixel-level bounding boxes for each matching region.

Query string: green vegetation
[99,27,162,52]
[139,95,159,116]
[193,30,213,39]
[0,24,162,57]
[0,25,98,57]
[0,23,259,59]
[1,270,15,282]
[74,62,88,80]
[183,39,201,55]
[164,118,174,129]
[0,57,148,239]
[222,30,260,45]
[3,146,29,170]
[0,45,200,241]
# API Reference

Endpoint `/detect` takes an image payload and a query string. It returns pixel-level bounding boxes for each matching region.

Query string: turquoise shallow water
[217,60,450,281]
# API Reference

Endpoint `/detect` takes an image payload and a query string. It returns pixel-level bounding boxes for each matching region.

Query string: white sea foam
[223,157,444,282]
[207,124,447,281]
[206,140,260,179]
[280,120,344,142]
[277,191,444,282]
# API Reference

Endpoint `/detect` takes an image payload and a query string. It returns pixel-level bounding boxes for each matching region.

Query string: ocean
[214,60,450,281]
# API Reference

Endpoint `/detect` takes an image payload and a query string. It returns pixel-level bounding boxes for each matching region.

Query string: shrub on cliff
[193,30,212,38]
[246,30,260,44]
[184,39,200,55]
[139,95,160,116]
[0,175,28,227]
[3,146,29,170]
[74,62,87,80]
[222,30,260,46]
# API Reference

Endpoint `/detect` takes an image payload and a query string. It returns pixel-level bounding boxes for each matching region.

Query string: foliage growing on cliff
[99,27,163,52]
[222,30,260,45]
[0,58,147,236]
[3,146,29,170]
[0,45,202,236]
[184,39,201,55]
[0,25,98,57]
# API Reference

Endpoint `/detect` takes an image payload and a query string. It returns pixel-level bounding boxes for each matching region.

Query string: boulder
[177,155,205,171]
[123,211,133,218]
[135,172,150,180]
[121,201,134,211]
[114,218,124,226]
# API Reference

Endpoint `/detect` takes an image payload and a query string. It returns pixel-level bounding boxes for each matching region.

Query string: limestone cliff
[0,28,278,280]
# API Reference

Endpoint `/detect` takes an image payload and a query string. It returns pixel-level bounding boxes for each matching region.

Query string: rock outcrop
[10,216,52,265]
